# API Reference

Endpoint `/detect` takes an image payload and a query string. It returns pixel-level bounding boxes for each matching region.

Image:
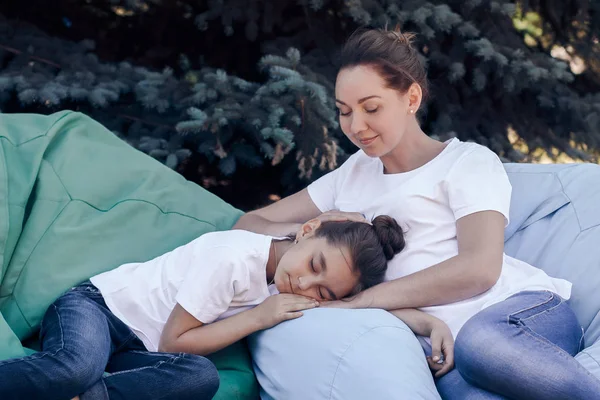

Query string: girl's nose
[297,275,312,291]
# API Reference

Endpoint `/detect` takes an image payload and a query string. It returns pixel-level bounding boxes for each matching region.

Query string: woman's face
[274,221,359,301]
[335,65,413,158]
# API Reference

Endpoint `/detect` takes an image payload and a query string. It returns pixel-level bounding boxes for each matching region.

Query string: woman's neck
[265,238,294,283]
[380,128,446,174]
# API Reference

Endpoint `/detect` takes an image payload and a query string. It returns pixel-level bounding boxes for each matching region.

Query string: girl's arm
[158,304,263,355]
[159,294,319,356]
[337,210,505,310]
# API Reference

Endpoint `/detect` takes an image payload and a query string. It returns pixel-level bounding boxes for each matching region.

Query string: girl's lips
[359,136,378,145]
[288,275,295,294]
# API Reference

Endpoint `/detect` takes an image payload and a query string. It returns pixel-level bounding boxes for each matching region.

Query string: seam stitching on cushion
[555,172,582,231]
[44,160,73,201]
[5,202,69,328]
[0,143,8,285]
[0,111,73,147]
[580,223,600,233]
[328,325,411,400]
[69,198,219,227]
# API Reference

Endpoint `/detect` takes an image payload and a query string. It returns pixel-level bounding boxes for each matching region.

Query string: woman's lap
[435,290,600,400]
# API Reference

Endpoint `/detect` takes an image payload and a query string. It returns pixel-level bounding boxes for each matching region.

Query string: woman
[233,28,600,399]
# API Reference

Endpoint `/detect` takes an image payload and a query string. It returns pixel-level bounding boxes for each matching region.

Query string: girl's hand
[254,294,319,329]
[427,321,455,378]
[296,210,369,241]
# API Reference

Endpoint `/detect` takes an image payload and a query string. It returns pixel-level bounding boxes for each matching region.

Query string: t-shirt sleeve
[446,146,512,226]
[175,248,246,324]
[307,152,358,212]
[306,168,339,212]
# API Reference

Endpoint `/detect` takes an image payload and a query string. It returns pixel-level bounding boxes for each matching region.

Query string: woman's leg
[0,290,115,400]
[435,369,507,400]
[454,290,600,400]
[98,349,219,400]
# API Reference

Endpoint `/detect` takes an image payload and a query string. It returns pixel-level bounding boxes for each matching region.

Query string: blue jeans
[0,281,220,400]
[422,290,600,400]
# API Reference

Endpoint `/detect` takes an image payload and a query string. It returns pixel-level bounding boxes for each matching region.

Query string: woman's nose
[350,114,367,134]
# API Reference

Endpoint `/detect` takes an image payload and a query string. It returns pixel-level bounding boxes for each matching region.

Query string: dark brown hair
[339,27,429,102]
[314,215,405,295]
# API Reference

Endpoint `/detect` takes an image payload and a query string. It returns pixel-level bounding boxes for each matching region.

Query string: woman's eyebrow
[335,95,381,105]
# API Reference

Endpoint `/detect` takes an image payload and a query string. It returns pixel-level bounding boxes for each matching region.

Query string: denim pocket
[508,291,562,322]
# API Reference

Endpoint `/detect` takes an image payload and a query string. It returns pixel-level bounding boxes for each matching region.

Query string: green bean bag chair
[0,110,258,399]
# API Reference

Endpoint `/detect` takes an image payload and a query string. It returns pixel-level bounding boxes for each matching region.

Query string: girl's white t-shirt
[91,230,275,352]
[307,138,572,338]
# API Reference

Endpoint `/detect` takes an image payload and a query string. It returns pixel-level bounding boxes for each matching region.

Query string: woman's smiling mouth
[358,136,378,145]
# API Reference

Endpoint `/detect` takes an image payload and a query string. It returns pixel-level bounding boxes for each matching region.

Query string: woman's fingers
[320,211,369,224]
[427,357,442,371]
[434,362,453,378]
[444,343,455,370]
[430,336,444,364]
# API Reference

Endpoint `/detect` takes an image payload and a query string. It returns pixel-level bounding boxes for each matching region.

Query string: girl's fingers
[285,301,319,312]
[283,311,303,320]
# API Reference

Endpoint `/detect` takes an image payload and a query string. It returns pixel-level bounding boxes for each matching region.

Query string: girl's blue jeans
[0,281,220,400]
[422,290,600,400]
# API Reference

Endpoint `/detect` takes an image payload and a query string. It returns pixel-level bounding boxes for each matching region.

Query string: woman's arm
[336,211,505,310]
[232,189,318,237]
[389,308,440,337]
[232,188,366,236]
[391,308,455,377]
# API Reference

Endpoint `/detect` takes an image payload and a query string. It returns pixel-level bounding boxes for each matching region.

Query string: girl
[232,28,600,399]
[0,215,407,400]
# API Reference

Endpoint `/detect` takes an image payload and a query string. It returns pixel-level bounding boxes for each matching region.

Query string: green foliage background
[0,0,598,209]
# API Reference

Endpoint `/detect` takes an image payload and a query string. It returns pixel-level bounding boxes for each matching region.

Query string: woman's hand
[320,295,366,309]
[253,294,319,329]
[296,210,369,240]
[427,321,455,378]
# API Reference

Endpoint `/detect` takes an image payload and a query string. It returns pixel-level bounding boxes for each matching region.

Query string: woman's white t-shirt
[91,230,275,352]
[307,138,572,338]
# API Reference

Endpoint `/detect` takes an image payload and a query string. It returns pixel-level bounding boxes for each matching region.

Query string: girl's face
[273,220,359,301]
[335,65,414,158]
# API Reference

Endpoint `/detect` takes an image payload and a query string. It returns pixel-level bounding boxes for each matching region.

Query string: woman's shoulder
[450,139,503,167]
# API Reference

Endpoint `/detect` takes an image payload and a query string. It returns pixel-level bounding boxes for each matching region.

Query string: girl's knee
[52,349,106,392]
[178,355,220,399]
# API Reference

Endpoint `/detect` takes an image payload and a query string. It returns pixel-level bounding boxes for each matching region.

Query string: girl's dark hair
[338,27,429,102]
[314,215,405,295]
